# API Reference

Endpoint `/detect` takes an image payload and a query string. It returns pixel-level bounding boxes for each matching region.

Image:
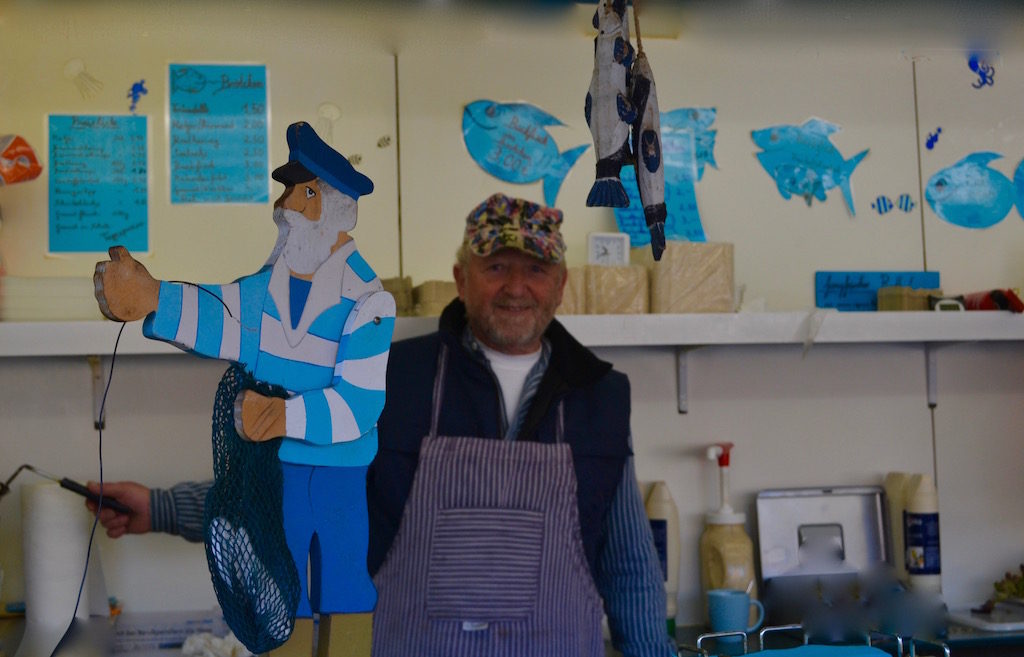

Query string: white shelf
[560,310,1024,347]
[1,311,1021,358]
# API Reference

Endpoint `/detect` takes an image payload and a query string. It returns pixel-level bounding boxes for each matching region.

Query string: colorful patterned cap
[463,194,566,264]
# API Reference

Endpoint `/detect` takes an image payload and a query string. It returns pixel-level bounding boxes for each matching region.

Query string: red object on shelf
[963,289,1024,313]
[0,134,42,185]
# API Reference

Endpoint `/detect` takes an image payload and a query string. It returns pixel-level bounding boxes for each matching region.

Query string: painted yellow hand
[93,245,160,321]
[237,390,286,442]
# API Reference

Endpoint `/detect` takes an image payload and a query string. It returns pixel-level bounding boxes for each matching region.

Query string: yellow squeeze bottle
[699,443,757,613]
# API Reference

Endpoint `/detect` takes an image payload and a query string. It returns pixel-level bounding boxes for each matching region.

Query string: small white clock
[587,232,630,266]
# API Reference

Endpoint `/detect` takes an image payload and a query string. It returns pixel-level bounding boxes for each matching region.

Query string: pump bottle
[699,443,757,606]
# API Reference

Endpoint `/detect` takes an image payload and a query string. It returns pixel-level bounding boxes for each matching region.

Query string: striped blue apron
[372,344,604,657]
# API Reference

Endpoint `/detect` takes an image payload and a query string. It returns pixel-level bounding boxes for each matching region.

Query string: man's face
[454,248,566,355]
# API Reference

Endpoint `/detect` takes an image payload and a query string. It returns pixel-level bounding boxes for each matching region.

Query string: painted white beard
[265,184,358,274]
[277,207,337,275]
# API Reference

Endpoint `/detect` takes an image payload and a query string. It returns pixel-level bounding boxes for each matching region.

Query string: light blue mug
[708,588,765,644]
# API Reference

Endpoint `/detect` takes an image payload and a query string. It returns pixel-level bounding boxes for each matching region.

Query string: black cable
[167,281,235,318]
[72,278,219,621]
[72,320,125,622]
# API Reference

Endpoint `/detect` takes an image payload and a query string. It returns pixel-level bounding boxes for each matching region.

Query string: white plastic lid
[706,509,746,524]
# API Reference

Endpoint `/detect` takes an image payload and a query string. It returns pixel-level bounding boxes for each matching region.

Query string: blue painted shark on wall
[462,100,589,208]
[751,118,868,216]
[926,152,1014,228]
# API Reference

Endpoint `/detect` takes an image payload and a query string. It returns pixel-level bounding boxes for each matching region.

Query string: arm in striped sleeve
[143,279,245,362]
[149,480,212,543]
[597,453,678,657]
[284,290,396,445]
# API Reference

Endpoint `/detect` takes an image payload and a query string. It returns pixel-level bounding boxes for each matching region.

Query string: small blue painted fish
[926,152,1013,228]
[585,0,636,208]
[751,117,868,215]
[629,51,666,260]
[872,196,893,215]
[897,193,916,212]
[463,100,589,208]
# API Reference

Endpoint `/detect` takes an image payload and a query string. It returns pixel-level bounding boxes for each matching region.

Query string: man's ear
[554,265,568,306]
[453,264,466,300]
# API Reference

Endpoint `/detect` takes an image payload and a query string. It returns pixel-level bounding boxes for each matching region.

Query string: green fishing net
[204,363,299,654]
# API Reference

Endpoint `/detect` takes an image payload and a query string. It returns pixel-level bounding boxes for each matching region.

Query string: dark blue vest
[367,301,632,581]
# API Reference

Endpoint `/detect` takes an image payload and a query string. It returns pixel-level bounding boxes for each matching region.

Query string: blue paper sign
[815,271,941,311]
[48,114,148,253]
[615,107,718,246]
[169,64,268,204]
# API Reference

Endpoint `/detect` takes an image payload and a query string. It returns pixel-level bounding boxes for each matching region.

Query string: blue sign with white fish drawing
[751,117,868,216]
[925,152,1014,229]
[462,100,588,207]
[615,107,717,245]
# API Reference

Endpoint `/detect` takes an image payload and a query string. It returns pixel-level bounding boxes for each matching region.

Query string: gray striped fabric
[372,434,604,657]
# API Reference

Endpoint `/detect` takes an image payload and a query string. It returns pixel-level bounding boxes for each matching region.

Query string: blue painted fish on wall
[616,107,718,245]
[925,152,1014,228]
[751,117,868,216]
[1014,157,1024,221]
[663,108,718,181]
[463,99,589,208]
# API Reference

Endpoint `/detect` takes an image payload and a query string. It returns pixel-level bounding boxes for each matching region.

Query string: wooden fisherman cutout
[94,121,395,656]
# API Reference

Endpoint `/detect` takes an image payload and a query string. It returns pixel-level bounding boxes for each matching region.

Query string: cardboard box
[556,267,585,315]
[877,286,943,311]
[585,265,649,315]
[648,242,734,313]
[381,276,413,316]
[412,280,458,317]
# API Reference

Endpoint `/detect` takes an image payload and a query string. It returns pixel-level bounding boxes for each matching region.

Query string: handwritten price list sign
[169,63,268,204]
[48,114,148,253]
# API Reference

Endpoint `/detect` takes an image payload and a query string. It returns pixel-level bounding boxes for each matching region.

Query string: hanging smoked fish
[629,50,666,260]
[585,0,636,208]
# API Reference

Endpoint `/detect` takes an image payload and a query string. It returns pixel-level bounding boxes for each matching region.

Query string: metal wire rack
[677,623,951,657]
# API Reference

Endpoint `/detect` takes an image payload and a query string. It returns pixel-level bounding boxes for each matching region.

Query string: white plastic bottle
[883,471,916,584]
[904,474,941,594]
[645,480,680,637]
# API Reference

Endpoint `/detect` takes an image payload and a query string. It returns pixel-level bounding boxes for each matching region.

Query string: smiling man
[366,193,677,657]
[89,192,676,656]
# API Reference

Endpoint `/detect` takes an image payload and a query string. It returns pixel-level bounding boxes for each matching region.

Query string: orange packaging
[0,134,43,185]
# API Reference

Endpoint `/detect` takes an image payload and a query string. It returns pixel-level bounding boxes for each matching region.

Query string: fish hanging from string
[627,3,666,261]
[585,0,636,208]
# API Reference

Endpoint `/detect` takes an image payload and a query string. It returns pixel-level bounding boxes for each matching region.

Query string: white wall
[0,0,1022,625]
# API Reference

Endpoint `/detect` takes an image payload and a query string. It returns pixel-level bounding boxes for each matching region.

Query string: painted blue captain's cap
[272,121,373,200]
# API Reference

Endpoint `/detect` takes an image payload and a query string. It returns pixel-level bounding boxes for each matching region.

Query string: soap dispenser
[699,443,757,602]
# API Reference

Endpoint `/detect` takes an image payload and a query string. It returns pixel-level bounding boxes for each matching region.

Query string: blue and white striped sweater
[143,245,394,467]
